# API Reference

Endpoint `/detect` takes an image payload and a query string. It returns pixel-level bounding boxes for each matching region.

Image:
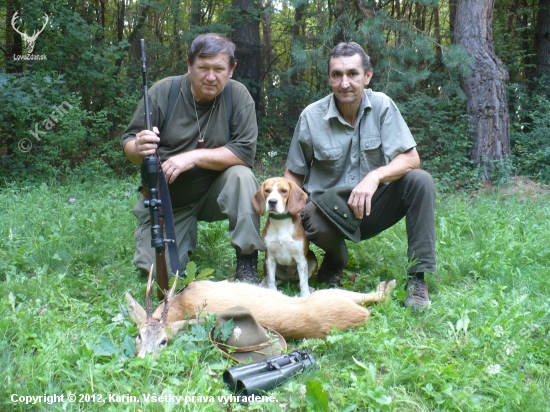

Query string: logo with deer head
[11,11,49,55]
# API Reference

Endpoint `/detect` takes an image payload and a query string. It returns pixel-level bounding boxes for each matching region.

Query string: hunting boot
[316,258,343,287]
[234,250,259,284]
[404,273,431,310]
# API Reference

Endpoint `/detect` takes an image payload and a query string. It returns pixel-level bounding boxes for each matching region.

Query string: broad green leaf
[305,380,328,412]
[221,318,235,341]
[90,336,120,357]
[352,356,368,370]
[121,334,136,358]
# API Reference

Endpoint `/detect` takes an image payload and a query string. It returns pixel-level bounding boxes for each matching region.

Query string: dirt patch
[477,176,550,198]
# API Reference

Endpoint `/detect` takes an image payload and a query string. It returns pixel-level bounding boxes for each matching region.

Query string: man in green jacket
[121,33,264,283]
[284,42,436,309]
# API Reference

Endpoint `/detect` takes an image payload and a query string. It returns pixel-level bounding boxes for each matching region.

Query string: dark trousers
[132,165,265,274]
[300,169,436,274]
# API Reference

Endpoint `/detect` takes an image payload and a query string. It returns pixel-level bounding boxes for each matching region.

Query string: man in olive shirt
[284,42,436,309]
[121,33,264,283]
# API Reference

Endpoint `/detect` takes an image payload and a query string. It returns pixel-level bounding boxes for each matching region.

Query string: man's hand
[161,151,198,184]
[124,127,160,164]
[348,148,421,218]
[134,127,160,158]
[348,171,381,218]
[161,146,248,183]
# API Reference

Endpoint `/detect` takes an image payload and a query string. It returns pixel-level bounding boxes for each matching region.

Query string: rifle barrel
[140,39,152,131]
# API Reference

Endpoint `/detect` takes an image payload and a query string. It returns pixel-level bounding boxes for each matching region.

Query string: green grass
[1,176,549,411]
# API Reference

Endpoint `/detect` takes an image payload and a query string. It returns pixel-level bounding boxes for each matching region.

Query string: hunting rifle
[140,39,180,299]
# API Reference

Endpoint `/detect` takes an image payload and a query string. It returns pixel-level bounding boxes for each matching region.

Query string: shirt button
[352,154,356,158]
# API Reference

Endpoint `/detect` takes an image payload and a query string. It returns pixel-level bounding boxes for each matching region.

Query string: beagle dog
[253,177,318,297]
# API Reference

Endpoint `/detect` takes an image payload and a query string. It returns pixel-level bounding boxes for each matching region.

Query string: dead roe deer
[125,267,396,357]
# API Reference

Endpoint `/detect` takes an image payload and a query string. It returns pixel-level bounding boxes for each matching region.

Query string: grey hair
[328,42,372,74]
[188,33,236,68]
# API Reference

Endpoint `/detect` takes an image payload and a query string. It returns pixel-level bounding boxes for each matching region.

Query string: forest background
[1,0,549,189]
[1,2,550,411]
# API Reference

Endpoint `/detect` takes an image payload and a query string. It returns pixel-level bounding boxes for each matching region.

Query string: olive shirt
[286,89,416,194]
[121,74,257,207]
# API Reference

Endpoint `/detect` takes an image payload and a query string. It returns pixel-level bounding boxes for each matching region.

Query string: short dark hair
[188,33,236,68]
[328,42,372,74]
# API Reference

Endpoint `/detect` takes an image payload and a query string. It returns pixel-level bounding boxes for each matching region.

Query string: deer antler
[161,271,179,325]
[145,264,154,320]
[28,14,49,42]
[11,11,25,38]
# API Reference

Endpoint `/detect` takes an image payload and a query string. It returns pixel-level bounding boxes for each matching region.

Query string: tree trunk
[455,0,510,179]
[449,0,457,37]
[115,3,151,74]
[190,0,202,27]
[433,6,442,62]
[117,0,125,43]
[284,3,305,127]
[259,0,273,114]
[5,0,23,72]
[534,0,550,79]
[332,0,346,45]
[97,0,107,41]
[231,0,262,108]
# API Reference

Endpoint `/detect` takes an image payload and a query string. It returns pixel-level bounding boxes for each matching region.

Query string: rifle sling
[157,75,182,279]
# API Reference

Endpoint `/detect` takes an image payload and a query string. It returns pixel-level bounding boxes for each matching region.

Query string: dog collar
[268,212,292,220]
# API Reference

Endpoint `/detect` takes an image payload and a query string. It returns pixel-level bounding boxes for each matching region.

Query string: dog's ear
[252,184,266,215]
[287,181,308,215]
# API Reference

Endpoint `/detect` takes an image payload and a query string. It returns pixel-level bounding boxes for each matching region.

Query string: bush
[0,72,128,183]
[509,81,550,184]
[401,94,481,192]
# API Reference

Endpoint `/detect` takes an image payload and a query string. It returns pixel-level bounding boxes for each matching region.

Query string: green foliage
[509,80,550,183]
[0,0,546,187]
[493,0,537,83]
[2,177,550,411]
[0,71,127,183]
[305,380,329,411]
[401,94,481,192]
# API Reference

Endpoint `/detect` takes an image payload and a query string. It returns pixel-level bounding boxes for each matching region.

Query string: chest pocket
[361,135,385,169]
[316,147,342,160]
[313,146,343,175]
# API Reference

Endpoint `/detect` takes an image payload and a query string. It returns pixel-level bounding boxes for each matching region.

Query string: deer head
[11,11,49,55]
[125,267,194,358]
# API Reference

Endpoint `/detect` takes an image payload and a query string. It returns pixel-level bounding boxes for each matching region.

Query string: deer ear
[252,184,266,215]
[125,292,147,328]
[166,320,188,336]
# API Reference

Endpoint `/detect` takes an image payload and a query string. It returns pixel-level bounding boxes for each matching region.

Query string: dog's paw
[299,287,313,298]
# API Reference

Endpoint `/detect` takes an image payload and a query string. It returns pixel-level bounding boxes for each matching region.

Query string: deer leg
[311,280,396,305]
